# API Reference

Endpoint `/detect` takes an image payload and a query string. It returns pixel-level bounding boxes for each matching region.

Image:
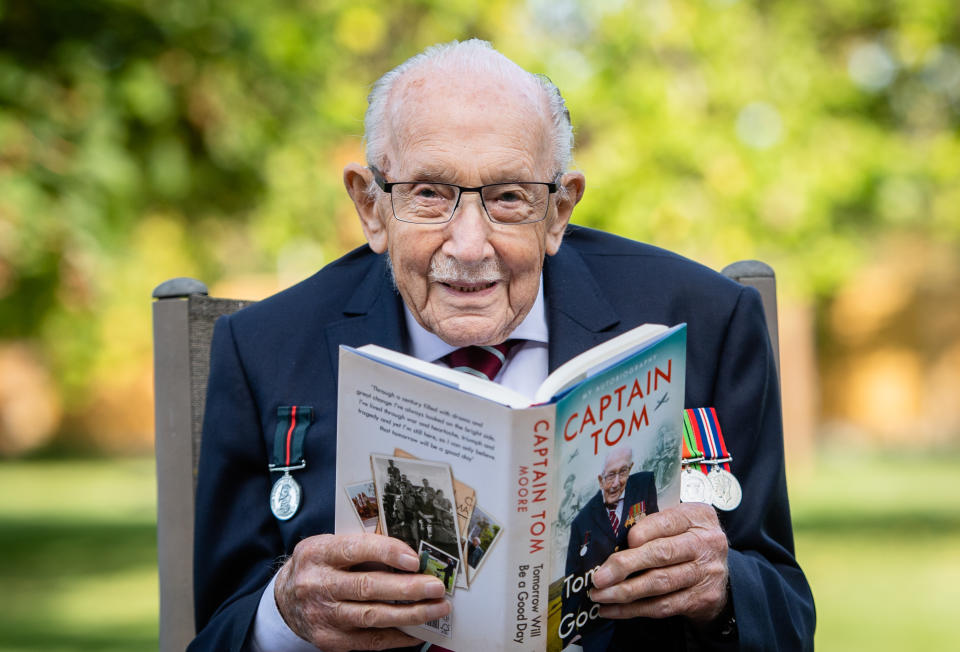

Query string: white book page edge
[354,344,532,408]
[533,323,670,403]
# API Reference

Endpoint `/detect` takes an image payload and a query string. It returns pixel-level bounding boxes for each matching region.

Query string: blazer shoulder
[561,225,748,308]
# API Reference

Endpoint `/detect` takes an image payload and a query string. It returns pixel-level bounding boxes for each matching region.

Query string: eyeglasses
[601,465,632,484]
[370,166,559,225]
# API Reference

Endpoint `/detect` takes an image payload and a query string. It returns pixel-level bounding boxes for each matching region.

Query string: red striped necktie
[608,508,620,533]
[443,340,521,381]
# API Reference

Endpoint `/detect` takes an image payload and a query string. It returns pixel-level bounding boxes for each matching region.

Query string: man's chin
[431,316,513,348]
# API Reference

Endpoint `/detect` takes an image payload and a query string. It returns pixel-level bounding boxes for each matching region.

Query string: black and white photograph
[463,504,503,584]
[370,454,464,566]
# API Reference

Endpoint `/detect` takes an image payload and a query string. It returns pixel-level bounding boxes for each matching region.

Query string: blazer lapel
[325,240,624,374]
[324,255,407,375]
[543,243,621,372]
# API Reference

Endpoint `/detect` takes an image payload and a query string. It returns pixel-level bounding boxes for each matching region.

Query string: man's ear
[344,162,389,253]
[545,171,585,255]
[597,474,604,490]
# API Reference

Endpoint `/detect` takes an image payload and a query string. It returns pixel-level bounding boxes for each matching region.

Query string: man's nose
[441,192,495,263]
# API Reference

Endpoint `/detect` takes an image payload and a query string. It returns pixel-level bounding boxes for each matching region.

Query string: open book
[334,323,686,651]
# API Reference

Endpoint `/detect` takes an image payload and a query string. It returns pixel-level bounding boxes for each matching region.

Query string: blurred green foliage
[0,0,958,443]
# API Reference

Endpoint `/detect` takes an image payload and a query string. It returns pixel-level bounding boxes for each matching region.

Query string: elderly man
[563,448,659,650]
[190,40,814,651]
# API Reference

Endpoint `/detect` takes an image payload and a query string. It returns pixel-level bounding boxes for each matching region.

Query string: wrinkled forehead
[383,69,553,177]
[602,448,632,473]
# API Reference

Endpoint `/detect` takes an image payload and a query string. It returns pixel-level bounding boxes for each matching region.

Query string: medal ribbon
[271,406,314,469]
[681,409,705,474]
[690,407,731,473]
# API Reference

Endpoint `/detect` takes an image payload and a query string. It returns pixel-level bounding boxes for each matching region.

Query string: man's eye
[490,187,526,204]
[412,184,454,201]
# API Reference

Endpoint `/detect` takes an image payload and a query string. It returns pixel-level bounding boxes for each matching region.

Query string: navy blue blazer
[189,225,815,651]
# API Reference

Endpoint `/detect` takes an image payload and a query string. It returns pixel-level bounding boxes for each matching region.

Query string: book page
[354,344,531,408]
[533,323,669,404]
[335,347,555,651]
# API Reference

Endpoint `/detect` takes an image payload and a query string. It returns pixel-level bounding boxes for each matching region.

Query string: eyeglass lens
[391,182,550,224]
[602,466,631,483]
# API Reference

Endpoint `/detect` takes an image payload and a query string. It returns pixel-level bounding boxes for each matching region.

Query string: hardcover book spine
[502,405,556,651]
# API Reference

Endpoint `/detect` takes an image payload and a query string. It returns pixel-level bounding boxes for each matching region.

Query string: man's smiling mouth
[442,281,498,293]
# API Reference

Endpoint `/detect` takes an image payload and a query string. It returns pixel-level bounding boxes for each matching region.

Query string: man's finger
[589,561,702,604]
[626,503,717,549]
[298,533,421,572]
[326,568,447,603]
[595,591,690,621]
[332,598,451,629]
[595,567,728,625]
[592,531,699,589]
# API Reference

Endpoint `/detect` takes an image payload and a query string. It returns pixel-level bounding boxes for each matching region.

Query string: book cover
[547,326,685,650]
[334,324,686,651]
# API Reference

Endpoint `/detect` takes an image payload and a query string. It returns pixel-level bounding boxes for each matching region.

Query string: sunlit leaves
[0,0,958,449]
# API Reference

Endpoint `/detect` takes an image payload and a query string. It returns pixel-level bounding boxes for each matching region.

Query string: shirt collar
[606,496,625,510]
[404,275,549,362]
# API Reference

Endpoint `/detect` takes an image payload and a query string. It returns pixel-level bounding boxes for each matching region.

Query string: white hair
[363,39,574,176]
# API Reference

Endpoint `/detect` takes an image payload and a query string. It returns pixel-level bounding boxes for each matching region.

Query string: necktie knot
[443,340,522,382]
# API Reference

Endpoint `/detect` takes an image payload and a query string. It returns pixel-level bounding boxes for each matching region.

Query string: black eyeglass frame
[369,166,560,225]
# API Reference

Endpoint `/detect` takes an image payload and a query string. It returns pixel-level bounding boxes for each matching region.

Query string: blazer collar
[543,241,621,372]
[325,242,624,375]
[325,254,407,374]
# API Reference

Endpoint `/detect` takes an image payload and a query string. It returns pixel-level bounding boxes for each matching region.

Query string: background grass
[1,451,958,651]
[0,459,158,652]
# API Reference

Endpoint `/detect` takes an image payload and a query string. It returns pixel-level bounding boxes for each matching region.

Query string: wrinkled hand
[274,533,449,652]
[588,502,728,626]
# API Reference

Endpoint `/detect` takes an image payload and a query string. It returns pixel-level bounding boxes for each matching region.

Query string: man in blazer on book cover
[563,447,659,651]
[190,39,815,652]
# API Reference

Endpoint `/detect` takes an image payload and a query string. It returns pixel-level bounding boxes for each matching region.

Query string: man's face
[598,451,633,505]
[347,72,584,347]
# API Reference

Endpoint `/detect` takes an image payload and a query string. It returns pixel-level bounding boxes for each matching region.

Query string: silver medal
[680,467,712,504]
[270,471,302,520]
[708,468,742,511]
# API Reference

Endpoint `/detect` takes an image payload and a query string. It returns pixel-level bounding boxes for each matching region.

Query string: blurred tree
[0,0,957,453]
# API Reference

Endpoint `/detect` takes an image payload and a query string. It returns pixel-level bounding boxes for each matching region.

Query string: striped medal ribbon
[688,407,742,511]
[681,409,713,504]
[268,405,313,520]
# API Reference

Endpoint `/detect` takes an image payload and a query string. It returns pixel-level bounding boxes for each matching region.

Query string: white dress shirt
[249,280,550,651]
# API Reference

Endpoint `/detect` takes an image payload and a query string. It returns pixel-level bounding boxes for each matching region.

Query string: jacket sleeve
[706,286,815,651]
[188,315,283,651]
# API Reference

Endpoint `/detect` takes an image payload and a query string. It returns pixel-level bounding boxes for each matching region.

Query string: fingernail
[425,579,446,598]
[428,599,451,618]
[400,553,420,571]
[593,567,611,588]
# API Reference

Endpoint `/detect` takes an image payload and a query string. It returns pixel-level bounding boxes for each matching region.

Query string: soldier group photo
[371,455,463,564]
